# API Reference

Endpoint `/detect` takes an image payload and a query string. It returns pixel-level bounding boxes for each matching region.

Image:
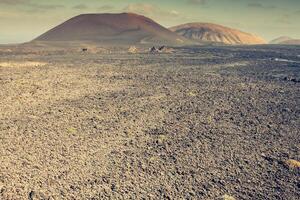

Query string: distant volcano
[170,23,266,45]
[270,36,300,45]
[33,13,191,46]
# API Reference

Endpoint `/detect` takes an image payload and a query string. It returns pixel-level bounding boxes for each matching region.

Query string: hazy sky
[0,0,299,43]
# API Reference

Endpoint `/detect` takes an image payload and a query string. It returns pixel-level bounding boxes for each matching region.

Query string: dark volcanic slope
[170,23,266,45]
[33,13,190,45]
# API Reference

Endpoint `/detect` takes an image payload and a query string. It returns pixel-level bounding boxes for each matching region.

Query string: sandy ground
[0,45,299,199]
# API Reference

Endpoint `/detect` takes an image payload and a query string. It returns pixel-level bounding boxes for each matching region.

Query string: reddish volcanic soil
[34,13,190,46]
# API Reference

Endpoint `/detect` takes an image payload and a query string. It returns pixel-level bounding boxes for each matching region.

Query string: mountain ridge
[170,23,266,45]
[270,36,300,45]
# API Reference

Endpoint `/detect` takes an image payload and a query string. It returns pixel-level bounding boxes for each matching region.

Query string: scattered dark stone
[149,47,157,53]
[28,191,35,200]
[158,46,165,51]
[111,183,116,191]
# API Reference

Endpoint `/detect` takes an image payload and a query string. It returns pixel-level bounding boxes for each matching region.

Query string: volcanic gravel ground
[0,45,299,199]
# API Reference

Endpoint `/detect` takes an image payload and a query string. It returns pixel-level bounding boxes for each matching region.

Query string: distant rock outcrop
[170,23,266,45]
[158,46,174,53]
[270,36,300,45]
[149,47,158,53]
[33,13,191,46]
[149,46,174,53]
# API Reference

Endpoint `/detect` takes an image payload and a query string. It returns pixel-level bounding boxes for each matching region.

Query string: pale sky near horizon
[0,0,299,44]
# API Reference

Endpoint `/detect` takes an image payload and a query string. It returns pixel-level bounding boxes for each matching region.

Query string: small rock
[285,159,300,169]
[29,191,35,200]
[128,46,138,53]
[111,183,117,191]
[218,194,236,200]
[157,135,167,145]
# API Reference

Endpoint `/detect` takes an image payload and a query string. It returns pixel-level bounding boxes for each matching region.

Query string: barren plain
[0,45,299,199]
